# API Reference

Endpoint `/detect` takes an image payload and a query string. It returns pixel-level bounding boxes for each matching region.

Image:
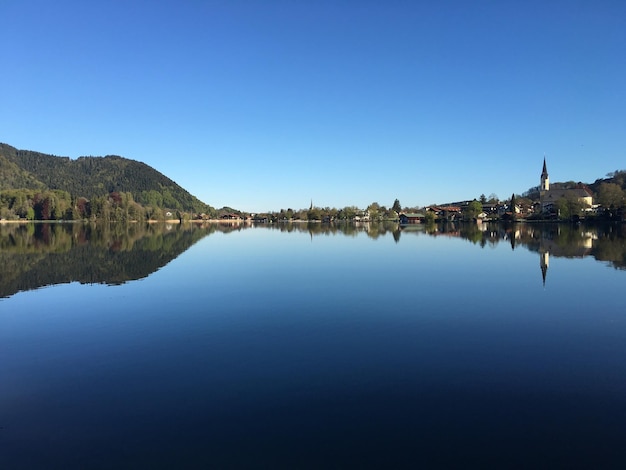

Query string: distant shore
[0,218,255,225]
[2,218,623,225]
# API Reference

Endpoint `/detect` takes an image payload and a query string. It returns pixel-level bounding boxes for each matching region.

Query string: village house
[425,206,462,221]
[399,212,425,224]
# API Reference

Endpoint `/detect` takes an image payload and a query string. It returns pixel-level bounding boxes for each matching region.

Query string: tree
[479,194,487,204]
[337,206,357,220]
[33,192,55,220]
[0,206,15,220]
[464,200,483,220]
[128,201,144,221]
[522,186,540,200]
[597,183,626,209]
[392,199,402,215]
[367,202,381,220]
[145,205,162,221]
[382,206,398,220]
[556,193,584,220]
[75,197,90,219]
[307,207,322,221]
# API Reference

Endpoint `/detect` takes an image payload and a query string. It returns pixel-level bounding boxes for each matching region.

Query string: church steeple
[540,157,549,192]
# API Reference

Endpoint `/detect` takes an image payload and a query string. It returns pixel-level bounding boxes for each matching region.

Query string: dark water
[2,222,626,468]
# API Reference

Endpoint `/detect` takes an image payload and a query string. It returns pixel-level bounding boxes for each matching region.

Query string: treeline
[251,201,405,223]
[0,189,217,222]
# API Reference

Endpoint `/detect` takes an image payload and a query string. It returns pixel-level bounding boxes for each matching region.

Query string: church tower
[540,157,549,192]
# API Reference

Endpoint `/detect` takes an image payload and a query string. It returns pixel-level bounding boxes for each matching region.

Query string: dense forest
[0,143,217,221]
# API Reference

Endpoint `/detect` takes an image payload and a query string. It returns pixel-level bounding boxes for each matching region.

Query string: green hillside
[0,143,214,217]
[0,151,47,191]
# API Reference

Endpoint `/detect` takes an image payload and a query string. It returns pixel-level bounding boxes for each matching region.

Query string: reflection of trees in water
[472,222,626,270]
[249,221,626,270]
[592,225,626,270]
[0,222,236,298]
[0,222,244,253]
[263,221,626,270]
[252,221,400,239]
[363,220,626,271]
[2,221,625,298]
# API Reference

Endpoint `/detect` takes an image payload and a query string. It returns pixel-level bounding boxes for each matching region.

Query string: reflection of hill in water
[2,221,625,298]
[0,223,237,298]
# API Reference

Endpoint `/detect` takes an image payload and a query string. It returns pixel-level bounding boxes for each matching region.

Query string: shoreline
[2,218,623,225]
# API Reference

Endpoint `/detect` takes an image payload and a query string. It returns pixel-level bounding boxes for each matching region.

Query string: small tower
[540,157,549,192]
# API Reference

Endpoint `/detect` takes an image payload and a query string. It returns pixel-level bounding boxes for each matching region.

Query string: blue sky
[1,0,624,212]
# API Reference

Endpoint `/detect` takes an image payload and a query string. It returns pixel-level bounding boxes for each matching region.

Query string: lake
[2,221,626,468]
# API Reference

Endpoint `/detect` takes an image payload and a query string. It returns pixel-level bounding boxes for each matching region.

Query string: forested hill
[0,142,212,213]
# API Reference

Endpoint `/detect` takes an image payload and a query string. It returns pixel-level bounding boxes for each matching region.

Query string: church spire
[541,156,550,191]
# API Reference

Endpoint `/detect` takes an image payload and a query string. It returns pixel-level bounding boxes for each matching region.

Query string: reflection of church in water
[538,227,595,286]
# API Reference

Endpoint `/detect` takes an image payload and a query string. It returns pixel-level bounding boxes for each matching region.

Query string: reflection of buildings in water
[580,231,597,248]
[538,230,595,286]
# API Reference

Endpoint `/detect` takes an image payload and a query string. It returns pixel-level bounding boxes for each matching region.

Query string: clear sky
[1,0,624,212]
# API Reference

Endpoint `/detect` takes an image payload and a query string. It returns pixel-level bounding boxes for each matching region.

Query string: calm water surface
[1,222,626,468]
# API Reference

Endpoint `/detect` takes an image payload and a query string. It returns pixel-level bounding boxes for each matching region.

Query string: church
[539,158,593,213]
